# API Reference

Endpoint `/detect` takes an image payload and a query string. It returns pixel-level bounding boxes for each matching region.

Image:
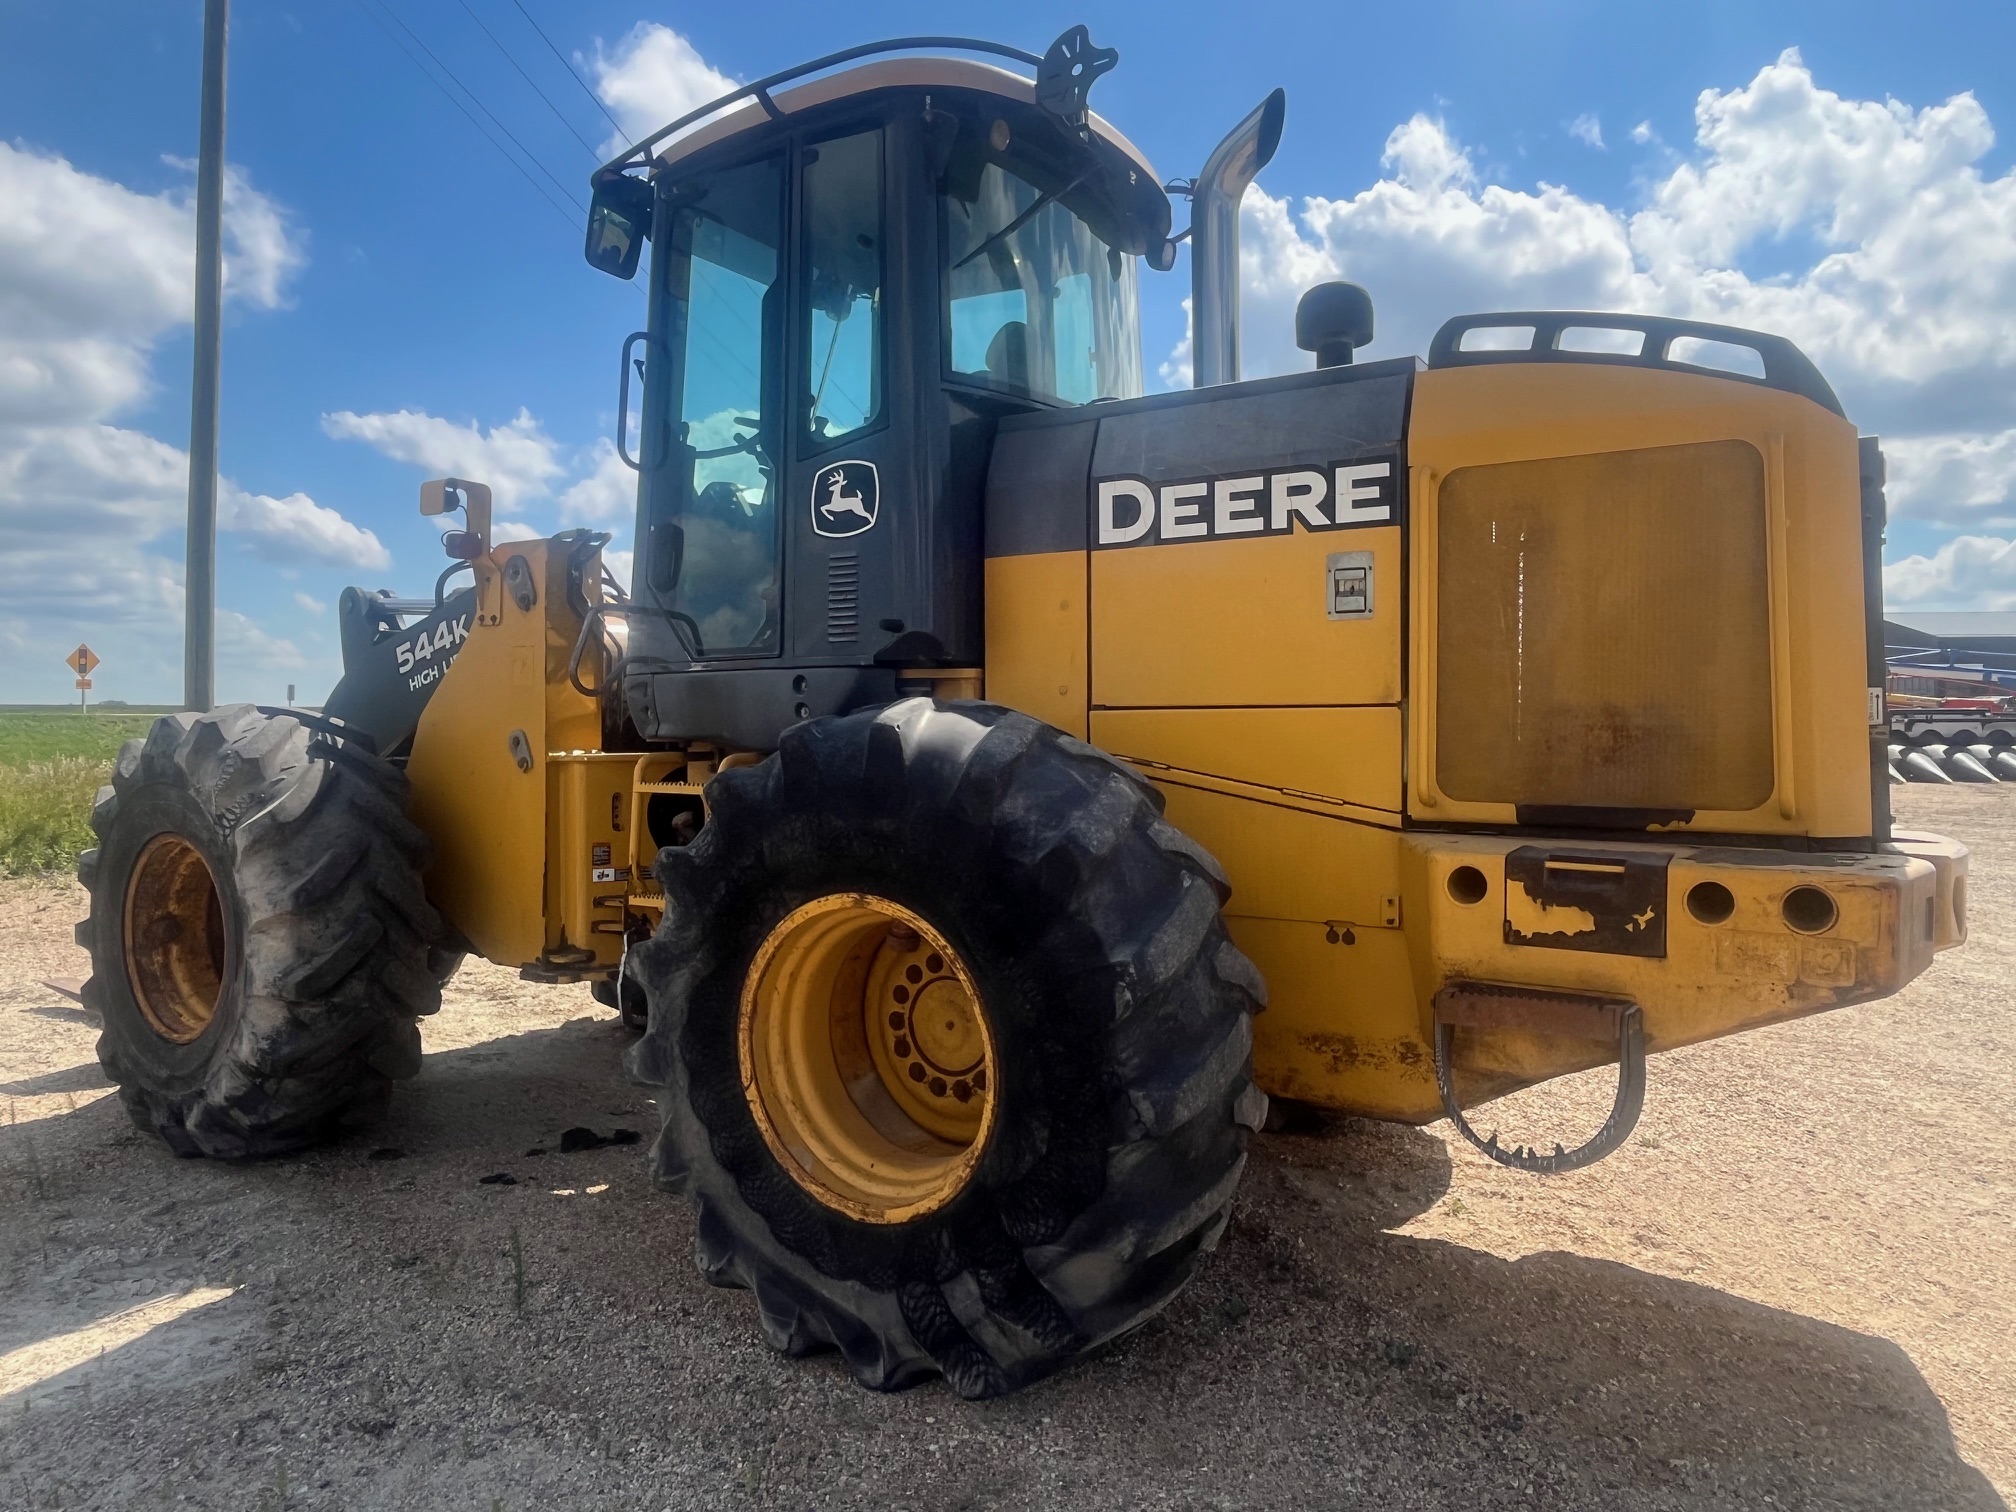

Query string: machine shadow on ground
[0,1008,2003,1510]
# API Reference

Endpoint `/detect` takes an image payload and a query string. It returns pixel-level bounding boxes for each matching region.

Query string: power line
[350,0,579,228]
[374,0,585,211]
[509,0,625,138]
[456,0,601,160]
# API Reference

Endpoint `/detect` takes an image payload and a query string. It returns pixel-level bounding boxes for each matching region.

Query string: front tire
[79,707,441,1158]
[628,700,1266,1398]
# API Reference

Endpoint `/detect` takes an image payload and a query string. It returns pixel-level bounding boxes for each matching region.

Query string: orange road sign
[75,678,93,691]
[65,644,100,677]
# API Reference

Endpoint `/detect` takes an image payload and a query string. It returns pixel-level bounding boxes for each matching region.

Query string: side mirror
[585,169,653,281]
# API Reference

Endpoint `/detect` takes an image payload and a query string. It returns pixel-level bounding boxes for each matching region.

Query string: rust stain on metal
[1299,1032,1371,1076]
[1296,1033,1430,1078]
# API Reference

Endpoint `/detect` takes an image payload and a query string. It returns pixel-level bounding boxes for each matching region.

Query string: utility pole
[184,0,228,712]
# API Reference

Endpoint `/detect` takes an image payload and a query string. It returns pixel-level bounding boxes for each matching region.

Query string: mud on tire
[627,699,1267,1398]
[78,706,442,1158]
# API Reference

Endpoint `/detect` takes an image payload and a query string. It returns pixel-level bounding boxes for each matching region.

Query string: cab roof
[638,55,1160,188]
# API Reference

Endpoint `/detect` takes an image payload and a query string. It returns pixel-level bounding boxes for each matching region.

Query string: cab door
[785,126,894,662]
[637,150,788,661]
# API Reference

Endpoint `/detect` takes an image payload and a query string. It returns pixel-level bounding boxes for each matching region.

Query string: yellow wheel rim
[123,833,228,1044]
[738,894,997,1224]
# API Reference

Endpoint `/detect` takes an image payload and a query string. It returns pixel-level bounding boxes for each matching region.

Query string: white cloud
[0,145,303,427]
[222,487,390,570]
[1159,295,1196,390]
[1883,429,2016,525]
[0,421,188,551]
[218,608,305,673]
[0,142,366,701]
[292,591,326,614]
[591,23,737,155]
[1228,53,2016,394]
[603,547,633,595]
[319,411,635,574]
[1206,51,2016,587]
[558,436,637,524]
[1631,120,1656,145]
[1225,115,1642,378]
[1885,535,2016,609]
[1569,113,1605,150]
[321,407,563,512]
[551,439,638,598]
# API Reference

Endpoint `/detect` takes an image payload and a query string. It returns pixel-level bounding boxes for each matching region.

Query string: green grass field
[0,712,163,875]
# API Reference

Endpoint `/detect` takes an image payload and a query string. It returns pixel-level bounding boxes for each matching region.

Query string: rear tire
[79,706,441,1159]
[628,699,1266,1398]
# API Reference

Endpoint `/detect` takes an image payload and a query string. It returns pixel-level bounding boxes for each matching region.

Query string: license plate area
[1503,847,1669,958]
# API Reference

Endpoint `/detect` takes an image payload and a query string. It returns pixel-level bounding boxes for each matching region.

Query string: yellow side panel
[406,582,548,966]
[1230,918,1437,1122]
[407,541,605,969]
[1151,779,1400,927]
[1408,363,1870,837]
[1143,779,1429,1117]
[982,551,1087,739]
[1091,526,1400,707]
[1095,706,1402,813]
[550,754,634,962]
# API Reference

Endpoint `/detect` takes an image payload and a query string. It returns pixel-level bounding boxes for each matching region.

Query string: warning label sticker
[591,866,630,884]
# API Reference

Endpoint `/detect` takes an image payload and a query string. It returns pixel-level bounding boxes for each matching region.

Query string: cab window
[944,159,1142,405]
[801,129,883,446]
[661,154,784,655]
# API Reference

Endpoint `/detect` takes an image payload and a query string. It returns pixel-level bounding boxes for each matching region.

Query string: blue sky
[3,0,2013,704]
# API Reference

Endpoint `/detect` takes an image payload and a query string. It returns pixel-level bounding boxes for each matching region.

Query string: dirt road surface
[2,786,2010,1510]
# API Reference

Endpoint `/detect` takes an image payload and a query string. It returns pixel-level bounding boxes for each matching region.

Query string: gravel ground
[1,786,2009,1510]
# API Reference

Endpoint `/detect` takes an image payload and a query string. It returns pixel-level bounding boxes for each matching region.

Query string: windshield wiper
[951,166,1094,272]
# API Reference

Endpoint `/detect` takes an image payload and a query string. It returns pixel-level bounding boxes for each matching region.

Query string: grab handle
[616,330,647,470]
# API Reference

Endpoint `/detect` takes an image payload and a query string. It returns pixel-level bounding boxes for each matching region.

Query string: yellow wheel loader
[77,29,1967,1399]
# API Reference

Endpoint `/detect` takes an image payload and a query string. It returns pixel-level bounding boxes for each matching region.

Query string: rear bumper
[1398,830,1966,1105]
[1890,829,1969,950]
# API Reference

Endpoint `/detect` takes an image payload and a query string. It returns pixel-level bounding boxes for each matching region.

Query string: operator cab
[586,34,1172,748]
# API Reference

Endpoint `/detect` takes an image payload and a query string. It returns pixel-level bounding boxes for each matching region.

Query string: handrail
[597,36,1043,177]
[1427,311,1844,417]
[616,330,648,470]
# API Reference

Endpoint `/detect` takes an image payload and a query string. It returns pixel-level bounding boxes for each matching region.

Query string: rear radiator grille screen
[1434,440,1774,813]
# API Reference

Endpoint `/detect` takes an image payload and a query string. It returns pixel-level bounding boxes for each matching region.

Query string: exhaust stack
[1190,88,1286,388]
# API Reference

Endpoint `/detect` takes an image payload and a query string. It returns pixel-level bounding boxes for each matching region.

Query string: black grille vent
[826,553,859,642]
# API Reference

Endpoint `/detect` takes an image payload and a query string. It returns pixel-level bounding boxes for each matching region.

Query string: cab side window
[662,154,785,655]
[801,130,884,446]
[943,157,1142,405]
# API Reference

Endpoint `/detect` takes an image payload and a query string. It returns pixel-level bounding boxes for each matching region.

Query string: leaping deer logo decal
[821,474,872,524]
[810,460,880,538]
